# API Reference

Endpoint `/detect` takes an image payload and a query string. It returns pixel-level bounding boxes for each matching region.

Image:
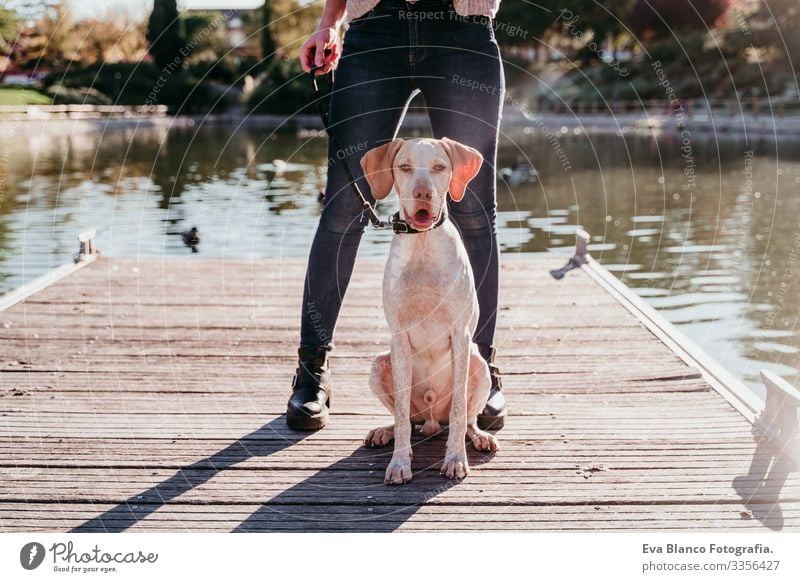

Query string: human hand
[300,27,340,74]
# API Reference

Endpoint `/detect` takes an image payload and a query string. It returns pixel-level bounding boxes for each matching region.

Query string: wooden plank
[0,391,730,415]
[0,327,660,345]
[0,412,758,440]
[582,255,765,422]
[0,338,674,356]
[0,372,712,395]
[1,466,797,506]
[0,359,692,378]
[0,502,792,532]
[0,438,791,472]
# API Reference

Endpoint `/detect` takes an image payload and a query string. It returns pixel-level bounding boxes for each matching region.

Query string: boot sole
[286,394,331,431]
[477,411,506,431]
[286,410,329,431]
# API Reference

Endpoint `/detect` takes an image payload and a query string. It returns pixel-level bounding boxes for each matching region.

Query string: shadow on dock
[732,436,799,531]
[231,437,494,533]
[72,418,494,533]
[71,418,313,533]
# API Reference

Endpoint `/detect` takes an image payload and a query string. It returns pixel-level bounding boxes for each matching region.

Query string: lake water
[2,120,798,396]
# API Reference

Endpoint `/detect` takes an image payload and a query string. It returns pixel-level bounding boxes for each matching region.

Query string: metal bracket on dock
[757,370,800,452]
[74,228,99,263]
[550,229,591,280]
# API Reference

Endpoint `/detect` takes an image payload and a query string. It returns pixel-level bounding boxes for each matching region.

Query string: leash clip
[388,213,410,233]
[362,203,387,229]
[392,222,410,234]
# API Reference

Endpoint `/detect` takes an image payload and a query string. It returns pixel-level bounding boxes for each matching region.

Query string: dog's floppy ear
[441,137,483,202]
[360,139,404,200]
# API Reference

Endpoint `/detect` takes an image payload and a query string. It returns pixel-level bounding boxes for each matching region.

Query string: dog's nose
[413,186,432,201]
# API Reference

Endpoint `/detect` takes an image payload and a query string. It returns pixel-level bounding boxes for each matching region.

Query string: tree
[262,1,276,65]
[71,19,120,65]
[180,11,231,65]
[17,1,78,70]
[559,0,636,48]
[258,0,322,62]
[147,0,184,70]
[495,0,561,45]
[628,0,729,41]
[0,7,18,55]
[747,0,800,73]
[495,0,634,63]
[115,16,149,63]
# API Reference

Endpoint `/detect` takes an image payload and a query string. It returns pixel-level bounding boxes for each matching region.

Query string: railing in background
[3,100,796,121]
[0,104,169,120]
[536,97,800,117]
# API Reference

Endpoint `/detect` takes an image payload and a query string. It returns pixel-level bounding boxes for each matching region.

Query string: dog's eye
[399,164,413,173]
[432,164,446,172]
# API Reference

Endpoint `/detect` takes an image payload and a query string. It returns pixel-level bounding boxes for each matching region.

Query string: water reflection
[1,122,798,394]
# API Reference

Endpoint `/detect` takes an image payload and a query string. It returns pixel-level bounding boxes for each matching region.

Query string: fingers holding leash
[300,27,340,75]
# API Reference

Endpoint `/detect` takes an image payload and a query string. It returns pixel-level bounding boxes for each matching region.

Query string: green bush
[647,33,705,71]
[501,54,535,90]
[158,71,232,114]
[45,85,113,105]
[246,59,312,115]
[236,57,263,78]
[44,63,231,113]
[186,59,238,85]
[45,63,160,104]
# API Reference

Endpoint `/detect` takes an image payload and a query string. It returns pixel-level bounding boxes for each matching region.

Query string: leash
[308,66,386,229]
[308,66,446,235]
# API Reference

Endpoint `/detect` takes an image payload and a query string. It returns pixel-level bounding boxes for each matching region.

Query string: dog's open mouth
[409,208,434,228]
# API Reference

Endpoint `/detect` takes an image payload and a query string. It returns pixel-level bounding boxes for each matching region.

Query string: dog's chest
[383,231,474,330]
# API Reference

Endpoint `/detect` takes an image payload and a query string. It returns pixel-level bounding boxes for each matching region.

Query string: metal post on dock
[1,228,100,313]
[757,370,800,455]
[74,228,99,263]
[549,229,591,280]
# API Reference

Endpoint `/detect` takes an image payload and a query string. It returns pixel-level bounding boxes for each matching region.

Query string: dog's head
[360,137,483,231]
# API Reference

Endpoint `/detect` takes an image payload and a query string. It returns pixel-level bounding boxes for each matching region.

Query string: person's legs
[289,13,414,429]
[300,14,414,349]
[415,13,507,429]
[416,18,504,348]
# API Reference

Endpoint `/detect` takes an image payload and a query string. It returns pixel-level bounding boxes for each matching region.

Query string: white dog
[360,137,499,485]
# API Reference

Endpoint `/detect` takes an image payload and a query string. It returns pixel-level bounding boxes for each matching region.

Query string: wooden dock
[1,241,799,532]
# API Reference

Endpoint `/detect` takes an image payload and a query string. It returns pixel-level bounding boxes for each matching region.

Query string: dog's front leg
[385,332,413,485]
[442,329,470,479]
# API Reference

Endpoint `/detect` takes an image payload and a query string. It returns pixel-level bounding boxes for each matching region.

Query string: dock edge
[554,230,800,463]
[0,229,99,313]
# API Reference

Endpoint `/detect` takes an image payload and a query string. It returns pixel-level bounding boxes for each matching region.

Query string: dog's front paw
[384,455,413,485]
[469,428,499,452]
[364,425,394,448]
[441,452,469,480]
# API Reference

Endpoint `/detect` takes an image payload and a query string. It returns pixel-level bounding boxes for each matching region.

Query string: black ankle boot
[477,344,507,430]
[286,345,331,430]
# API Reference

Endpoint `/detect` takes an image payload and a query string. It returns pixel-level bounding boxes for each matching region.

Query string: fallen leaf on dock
[577,463,611,478]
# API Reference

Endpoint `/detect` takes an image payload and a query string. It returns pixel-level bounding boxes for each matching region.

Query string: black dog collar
[389,211,447,234]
